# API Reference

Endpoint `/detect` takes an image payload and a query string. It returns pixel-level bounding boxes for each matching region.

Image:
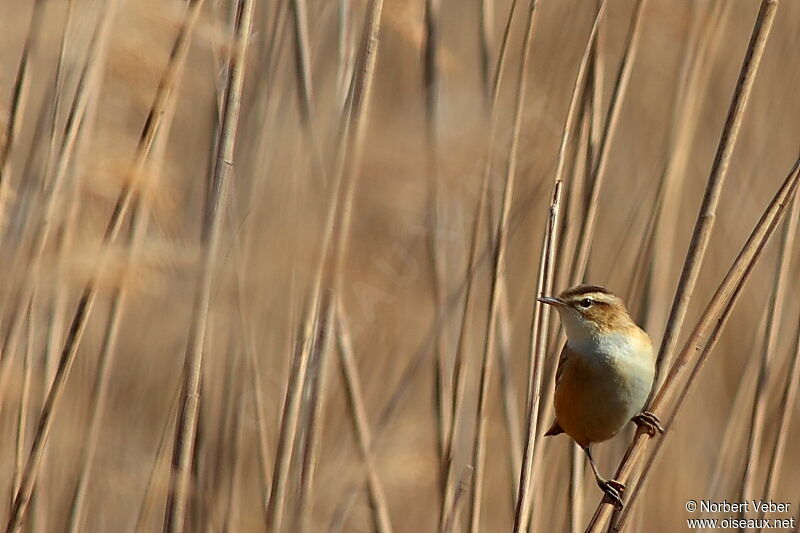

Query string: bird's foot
[633,411,664,437]
[598,479,625,511]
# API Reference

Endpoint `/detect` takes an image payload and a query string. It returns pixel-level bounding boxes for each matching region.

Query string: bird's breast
[555,329,655,446]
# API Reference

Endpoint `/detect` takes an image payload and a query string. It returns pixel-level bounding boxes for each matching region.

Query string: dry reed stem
[739,177,799,518]
[759,273,800,525]
[513,181,563,533]
[421,0,453,490]
[584,150,799,533]
[610,160,800,533]
[512,3,606,530]
[648,0,777,394]
[438,1,523,527]
[266,1,385,530]
[467,2,539,531]
[162,0,254,529]
[335,306,394,533]
[296,303,335,533]
[11,305,33,515]
[479,0,494,102]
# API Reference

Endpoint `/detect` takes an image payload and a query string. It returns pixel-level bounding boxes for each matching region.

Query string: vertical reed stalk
[162,0,254,529]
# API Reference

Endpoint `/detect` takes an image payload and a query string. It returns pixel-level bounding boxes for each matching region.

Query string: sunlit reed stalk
[467,2,539,531]
[512,4,605,532]
[266,1,385,530]
[336,305,394,533]
[738,177,798,520]
[610,158,800,533]
[513,181,562,533]
[585,149,798,533]
[162,0,254,530]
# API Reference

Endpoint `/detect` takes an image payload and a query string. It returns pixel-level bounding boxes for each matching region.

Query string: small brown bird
[539,284,663,509]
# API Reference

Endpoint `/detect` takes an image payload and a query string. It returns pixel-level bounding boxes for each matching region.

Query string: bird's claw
[633,411,664,437]
[599,479,625,510]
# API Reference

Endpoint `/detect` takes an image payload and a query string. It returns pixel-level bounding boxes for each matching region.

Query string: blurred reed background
[0,0,799,531]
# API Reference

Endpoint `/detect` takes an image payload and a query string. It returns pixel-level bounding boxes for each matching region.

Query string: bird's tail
[544,420,564,436]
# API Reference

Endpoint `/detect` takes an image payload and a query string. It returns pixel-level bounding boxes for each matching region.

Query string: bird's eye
[579,298,593,308]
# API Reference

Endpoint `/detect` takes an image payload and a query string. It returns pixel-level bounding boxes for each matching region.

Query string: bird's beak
[537,296,565,307]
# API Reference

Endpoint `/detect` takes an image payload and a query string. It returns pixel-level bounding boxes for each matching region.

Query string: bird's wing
[555,343,570,386]
[545,345,571,437]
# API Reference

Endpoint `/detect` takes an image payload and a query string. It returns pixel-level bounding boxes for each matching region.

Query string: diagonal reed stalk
[608,155,800,533]
[335,305,394,533]
[0,0,45,229]
[758,265,800,527]
[738,176,798,520]
[467,2,539,531]
[585,150,799,533]
[162,0,254,530]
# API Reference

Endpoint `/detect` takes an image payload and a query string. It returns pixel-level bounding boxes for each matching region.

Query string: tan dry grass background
[0,0,800,531]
